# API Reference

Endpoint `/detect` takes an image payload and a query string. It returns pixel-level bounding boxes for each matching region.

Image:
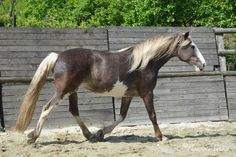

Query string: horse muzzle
[194,62,206,71]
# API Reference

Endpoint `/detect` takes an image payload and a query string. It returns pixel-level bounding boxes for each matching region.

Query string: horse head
[177,32,206,71]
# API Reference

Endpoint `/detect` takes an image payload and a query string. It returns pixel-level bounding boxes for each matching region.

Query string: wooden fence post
[107,29,116,122]
[215,34,227,72]
[214,30,230,120]
[0,72,5,131]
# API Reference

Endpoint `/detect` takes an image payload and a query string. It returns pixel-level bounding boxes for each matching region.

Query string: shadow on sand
[38,133,236,146]
[103,133,236,143]
[39,140,83,146]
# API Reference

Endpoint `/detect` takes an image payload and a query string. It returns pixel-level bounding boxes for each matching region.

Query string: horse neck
[117,47,134,66]
[117,47,174,73]
[149,53,174,73]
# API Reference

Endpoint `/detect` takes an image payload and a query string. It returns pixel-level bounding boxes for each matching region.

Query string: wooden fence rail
[1,72,236,84]
[214,28,236,34]
[218,50,236,56]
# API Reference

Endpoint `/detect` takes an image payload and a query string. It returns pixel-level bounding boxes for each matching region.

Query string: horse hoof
[156,136,164,142]
[96,129,104,141]
[27,130,38,144]
[162,135,168,141]
[89,129,104,142]
[27,137,37,144]
[27,130,35,138]
[157,135,168,142]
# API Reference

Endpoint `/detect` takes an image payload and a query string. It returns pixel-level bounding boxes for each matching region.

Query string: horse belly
[82,80,128,97]
[97,81,128,97]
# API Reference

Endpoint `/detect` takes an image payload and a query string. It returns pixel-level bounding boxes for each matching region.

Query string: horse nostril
[203,63,206,68]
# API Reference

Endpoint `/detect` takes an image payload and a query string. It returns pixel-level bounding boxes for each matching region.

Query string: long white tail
[14,52,58,132]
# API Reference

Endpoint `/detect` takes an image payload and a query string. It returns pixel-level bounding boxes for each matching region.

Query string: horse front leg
[103,97,133,133]
[142,91,163,141]
[94,97,133,141]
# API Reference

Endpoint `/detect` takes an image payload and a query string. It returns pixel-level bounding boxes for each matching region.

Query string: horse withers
[14,32,206,143]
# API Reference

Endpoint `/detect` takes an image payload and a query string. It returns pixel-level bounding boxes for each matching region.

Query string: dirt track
[1,122,236,157]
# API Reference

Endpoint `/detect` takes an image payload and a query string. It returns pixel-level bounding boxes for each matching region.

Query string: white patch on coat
[98,81,128,97]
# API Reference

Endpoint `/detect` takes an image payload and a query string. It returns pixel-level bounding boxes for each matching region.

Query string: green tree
[1,0,235,28]
[15,0,86,27]
[0,0,10,26]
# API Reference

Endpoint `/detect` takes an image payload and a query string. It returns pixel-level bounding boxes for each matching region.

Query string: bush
[0,0,232,28]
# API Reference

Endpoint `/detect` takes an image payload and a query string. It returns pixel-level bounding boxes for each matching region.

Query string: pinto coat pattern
[14,32,206,143]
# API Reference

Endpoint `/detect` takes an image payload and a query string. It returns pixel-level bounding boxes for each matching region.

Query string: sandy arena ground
[1,121,236,157]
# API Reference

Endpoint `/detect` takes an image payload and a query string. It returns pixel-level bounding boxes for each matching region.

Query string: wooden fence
[0,28,113,129]
[0,27,235,130]
[214,28,236,121]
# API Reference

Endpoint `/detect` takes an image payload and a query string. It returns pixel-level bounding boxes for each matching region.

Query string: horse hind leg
[68,92,94,140]
[27,93,62,144]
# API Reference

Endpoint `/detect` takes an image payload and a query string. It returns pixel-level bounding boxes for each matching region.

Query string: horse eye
[191,45,195,49]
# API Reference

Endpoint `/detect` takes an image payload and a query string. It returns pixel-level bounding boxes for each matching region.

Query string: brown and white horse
[14,32,206,143]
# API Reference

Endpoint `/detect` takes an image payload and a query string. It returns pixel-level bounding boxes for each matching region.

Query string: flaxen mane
[126,34,190,72]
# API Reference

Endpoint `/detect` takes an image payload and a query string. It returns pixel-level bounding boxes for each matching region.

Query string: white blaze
[191,42,206,65]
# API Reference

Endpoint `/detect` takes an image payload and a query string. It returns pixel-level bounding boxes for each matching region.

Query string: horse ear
[183,32,189,39]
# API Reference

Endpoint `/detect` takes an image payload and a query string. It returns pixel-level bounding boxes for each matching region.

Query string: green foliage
[78,0,236,27]
[193,0,236,27]
[0,0,10,26]
[15,0,87,27]
[0,0,235,28]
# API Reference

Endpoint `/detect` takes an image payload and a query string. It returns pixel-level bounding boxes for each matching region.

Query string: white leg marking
[33,96,61,137]
[34,105,56,136]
